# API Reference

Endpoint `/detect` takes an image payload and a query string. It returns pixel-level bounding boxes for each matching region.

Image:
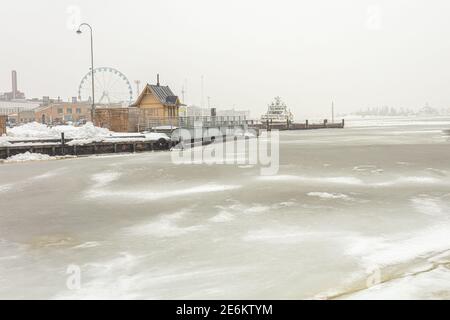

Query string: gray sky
[1,0,450,118]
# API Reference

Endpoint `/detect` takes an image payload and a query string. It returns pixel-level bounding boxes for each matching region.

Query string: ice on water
[1,116,450,299]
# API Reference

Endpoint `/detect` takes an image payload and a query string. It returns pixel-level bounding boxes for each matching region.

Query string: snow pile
[2,122,170,145]
[67,132,170,146]
[0,140,12,147]
[5,152,53,162]
[144,132,170,140]
[6,122,113,140]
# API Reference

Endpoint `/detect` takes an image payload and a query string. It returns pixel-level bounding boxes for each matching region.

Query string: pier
[249,118,345,131]
[0,116,345,160]
[0,134,174,160]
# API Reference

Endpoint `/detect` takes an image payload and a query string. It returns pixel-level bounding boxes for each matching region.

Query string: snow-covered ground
[0,122,170,147]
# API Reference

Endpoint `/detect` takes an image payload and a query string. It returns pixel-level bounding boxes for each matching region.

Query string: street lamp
[76,23,95,122]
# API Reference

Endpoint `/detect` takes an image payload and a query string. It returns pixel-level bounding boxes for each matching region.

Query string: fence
[0,115,6,135]
[141,116,249,131]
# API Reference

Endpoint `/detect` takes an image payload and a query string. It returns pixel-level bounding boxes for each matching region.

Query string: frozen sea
[1,116,450,299]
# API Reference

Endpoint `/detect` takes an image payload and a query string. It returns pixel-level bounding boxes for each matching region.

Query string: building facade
[34,102,92,124]
[0,100,40,116]
[8,110,36,125]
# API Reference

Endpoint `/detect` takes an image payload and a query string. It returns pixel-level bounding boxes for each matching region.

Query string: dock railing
[136,116,344,132]
[142,116,249,131]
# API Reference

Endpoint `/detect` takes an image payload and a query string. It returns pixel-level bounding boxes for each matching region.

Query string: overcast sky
[1,0,450,117]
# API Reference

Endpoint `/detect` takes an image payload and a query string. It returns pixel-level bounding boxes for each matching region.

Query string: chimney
[11,70,17,99]
[157,74,160,86]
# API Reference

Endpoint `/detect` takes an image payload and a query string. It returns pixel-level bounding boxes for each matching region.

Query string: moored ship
[261,96,294,123]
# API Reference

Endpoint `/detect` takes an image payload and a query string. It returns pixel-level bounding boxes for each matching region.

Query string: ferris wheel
[78,67,133,106]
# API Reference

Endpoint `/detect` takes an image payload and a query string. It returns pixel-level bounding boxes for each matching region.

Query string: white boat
[261,97,294,123]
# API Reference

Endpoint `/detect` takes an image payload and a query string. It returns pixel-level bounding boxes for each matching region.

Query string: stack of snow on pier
[0,122,170,147]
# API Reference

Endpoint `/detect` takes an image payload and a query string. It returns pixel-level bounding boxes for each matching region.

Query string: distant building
[0,70,26,101]
[179,105,250,119]
[216,108,250,118]
[179,105,210,117]
[418,103,439,116]
[0,100,40,116]
[34,102,92,124]
[8,110,36,125]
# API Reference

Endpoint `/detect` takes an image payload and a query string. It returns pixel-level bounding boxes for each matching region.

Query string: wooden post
[342,119,345,128]
[305,120,309,129]
[61,132,65,155]
[0,115,6,135]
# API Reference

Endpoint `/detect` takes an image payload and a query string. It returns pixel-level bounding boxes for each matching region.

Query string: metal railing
[141,116,249,131]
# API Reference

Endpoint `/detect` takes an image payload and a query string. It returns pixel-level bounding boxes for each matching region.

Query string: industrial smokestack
[11,70,17,99]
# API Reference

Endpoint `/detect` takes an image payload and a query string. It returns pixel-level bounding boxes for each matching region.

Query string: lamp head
[76,29,82,34]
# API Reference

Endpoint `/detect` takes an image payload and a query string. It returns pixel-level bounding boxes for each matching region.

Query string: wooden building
[131,77,182,118]
[94,77,183,132]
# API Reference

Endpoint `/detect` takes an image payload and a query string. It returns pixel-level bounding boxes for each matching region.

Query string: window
[67,108,72,114]
[58,108,63,114]
[76,108,81,114]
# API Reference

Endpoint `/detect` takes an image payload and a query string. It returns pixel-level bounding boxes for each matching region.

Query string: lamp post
[76,23,95,122]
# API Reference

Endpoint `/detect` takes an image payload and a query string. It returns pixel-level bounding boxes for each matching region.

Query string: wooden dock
[250,119,345,131]
[0,135,173,160]
[0,118,345,160]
